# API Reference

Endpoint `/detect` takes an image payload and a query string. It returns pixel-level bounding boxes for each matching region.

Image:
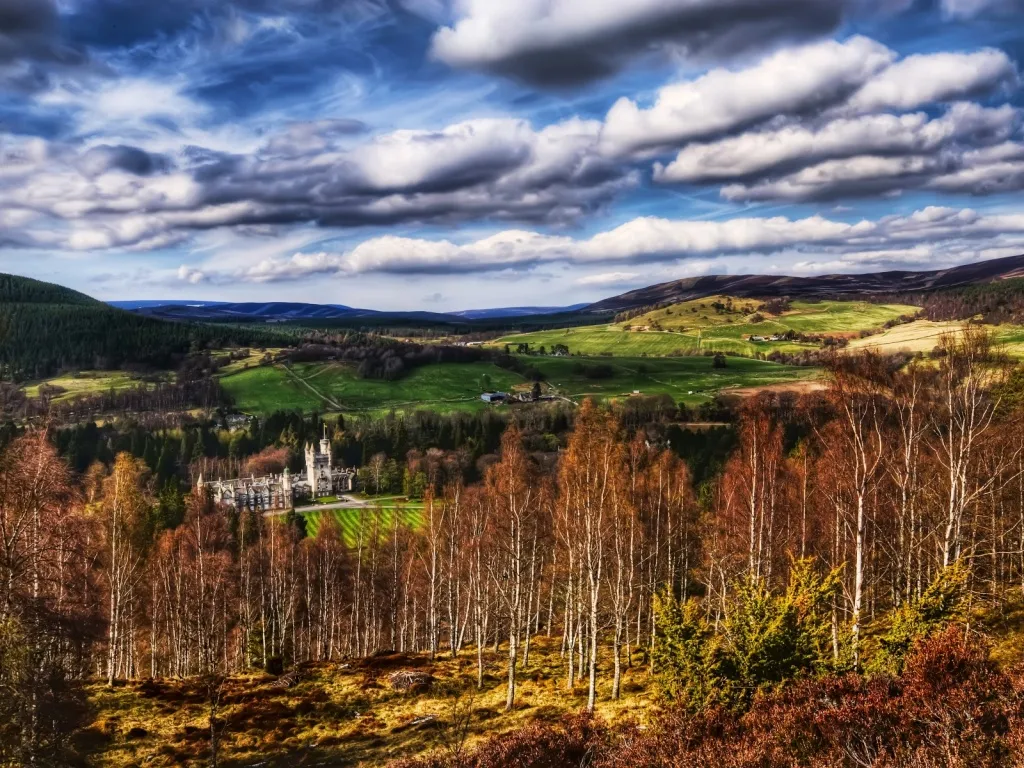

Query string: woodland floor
[81,638,657,768]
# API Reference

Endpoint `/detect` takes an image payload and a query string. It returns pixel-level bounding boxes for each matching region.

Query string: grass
[22,370,164,402]
[491,297,920,358]
[530,355,817,406]
[220,355,816,414]
[81,637,654,768]
[220,361,528,417]
[303,505,425,546]
[847,320,1024,359]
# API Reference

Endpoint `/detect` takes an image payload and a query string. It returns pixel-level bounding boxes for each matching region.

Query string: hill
[492,296,920,358]
[0,274,286,381]
[586,253,1024,312]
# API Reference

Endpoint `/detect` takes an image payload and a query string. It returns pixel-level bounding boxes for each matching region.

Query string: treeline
[0,302,288,381]
[914,277,1024,324]
[6,327,1024,762]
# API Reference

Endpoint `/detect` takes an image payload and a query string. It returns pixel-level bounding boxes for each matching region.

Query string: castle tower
[320,424,331,470]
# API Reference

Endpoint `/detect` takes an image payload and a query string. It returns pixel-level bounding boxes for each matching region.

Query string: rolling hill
[0,274,287,380]
[586,253,1024,312]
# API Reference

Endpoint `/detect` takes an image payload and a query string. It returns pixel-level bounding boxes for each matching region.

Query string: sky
[2,0,1024,311]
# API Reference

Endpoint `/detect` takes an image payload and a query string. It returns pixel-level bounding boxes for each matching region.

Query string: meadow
[492,297,920,358]
[848,320,1024,359]
[220,361,525,416]
[22,370,165,402]
[219,355,816,415]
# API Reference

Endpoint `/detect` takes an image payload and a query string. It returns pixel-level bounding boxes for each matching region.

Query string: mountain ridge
[585,253,1024,313]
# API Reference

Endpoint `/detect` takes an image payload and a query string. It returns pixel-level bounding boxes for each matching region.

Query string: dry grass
[82,638,657,767]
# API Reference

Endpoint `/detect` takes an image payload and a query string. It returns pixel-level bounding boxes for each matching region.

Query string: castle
[197,429,355,511]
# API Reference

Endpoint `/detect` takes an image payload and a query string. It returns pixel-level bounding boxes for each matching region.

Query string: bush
[653,560,841,711]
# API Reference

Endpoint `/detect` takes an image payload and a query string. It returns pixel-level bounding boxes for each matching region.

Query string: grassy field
[221,361,526,416]
[82,637,654,768]
[848,320,1024,359]
[302,504,425,546]
[22,370,164,402]
[531,355,816,405]
[492,297,920,358]
[221,355,816,414]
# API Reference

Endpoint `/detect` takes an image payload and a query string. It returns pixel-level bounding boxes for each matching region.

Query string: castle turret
[319,424,331,467]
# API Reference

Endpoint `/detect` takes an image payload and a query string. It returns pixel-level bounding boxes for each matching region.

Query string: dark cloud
[78,144,173,176]
[0,0,88,91]
[431,0,903,87]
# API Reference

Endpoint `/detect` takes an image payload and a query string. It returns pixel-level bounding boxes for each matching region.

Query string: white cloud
[656,103,1018,184]
[601,36,894,157]
[178,205,1024,281]
[847,48,1017,112]
[577,272,642,286]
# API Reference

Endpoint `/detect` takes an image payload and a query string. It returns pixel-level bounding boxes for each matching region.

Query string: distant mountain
[115,300,589,324]
[452,304,588,320]
[109,300,230,310]
[584,254,1024,313]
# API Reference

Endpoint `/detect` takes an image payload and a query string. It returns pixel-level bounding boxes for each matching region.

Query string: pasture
[492,297,919,358]
[220,361,525,416]
[529,355,815,405]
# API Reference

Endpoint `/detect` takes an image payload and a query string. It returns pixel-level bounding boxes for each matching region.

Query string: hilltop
[586,253,1024,312]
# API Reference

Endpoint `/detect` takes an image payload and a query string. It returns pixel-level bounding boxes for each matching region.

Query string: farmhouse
[481,391,509,403]
[197,429,355,511]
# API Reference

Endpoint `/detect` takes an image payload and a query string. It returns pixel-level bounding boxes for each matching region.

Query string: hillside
[492,296,921,358]
[0,274,287,381]
[587,253,1024,312]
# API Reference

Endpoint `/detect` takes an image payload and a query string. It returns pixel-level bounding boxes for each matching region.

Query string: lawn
[491,297,920,358]
[302,504,425,546]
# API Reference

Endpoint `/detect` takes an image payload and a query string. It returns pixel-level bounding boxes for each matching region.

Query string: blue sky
[2,0,1024,310]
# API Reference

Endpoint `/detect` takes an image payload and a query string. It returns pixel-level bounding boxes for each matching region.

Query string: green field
[221,354,816,414]
[492,297,920,358]
[530,355,815,404]
[22,370,165,402]
[302,505,424,546]
[221,361,527,416]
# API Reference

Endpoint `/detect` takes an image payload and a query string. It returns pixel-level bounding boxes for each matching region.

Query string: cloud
[603,40,1017,159]
[430,0,904,87]
[846,48,1017,113]
[0,0,88,90]
[576,271,642,286]
[177,205,1024,281]
[0,118,633,251]
[940,0,1024,18]
[656,103,1019,188]
[601,36,894,157]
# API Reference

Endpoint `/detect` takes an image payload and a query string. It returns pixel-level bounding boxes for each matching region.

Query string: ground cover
[82,637,653,768]
[22,370,163,402]
[529,355,816,405]
[302,504,426,545]
[491,297,920,358]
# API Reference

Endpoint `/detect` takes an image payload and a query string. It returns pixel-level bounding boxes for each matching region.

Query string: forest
[4,327,1024,766]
